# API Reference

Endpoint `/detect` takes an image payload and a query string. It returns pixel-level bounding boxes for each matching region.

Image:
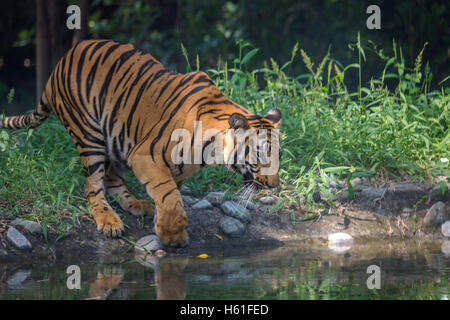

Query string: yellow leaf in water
[197,254,209,259]
[215,234,223,240]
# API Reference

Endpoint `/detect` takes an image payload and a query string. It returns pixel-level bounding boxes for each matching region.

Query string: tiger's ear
[264,108,282,128]
[228,113,249,130]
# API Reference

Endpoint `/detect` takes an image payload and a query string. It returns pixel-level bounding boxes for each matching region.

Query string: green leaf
[42,221,48,243]
[1,130,10,142]
[240,48,259,66]
[439,181,448,197]
[323,166,350,173]
[271,198,287,213]
[7,88,15,104]
[346,173,355,199]
[290,212,296,226]
[385,57,396,70]
[300,212,319,221]
[343,63,360,71]
[55,191,63,211]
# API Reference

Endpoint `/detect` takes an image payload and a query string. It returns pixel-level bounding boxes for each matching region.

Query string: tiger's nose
[266,175,279,188]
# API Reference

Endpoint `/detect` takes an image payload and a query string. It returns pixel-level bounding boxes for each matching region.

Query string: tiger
[1,39,282,247]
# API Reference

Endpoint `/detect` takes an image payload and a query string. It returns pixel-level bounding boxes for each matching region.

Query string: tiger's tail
[1,94,52,129]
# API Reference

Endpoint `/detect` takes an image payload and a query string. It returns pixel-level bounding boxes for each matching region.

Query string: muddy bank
[0,180,449,263]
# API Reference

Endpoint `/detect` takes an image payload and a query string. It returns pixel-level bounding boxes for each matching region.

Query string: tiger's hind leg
[80,152,124,237]
[105,161,154,217]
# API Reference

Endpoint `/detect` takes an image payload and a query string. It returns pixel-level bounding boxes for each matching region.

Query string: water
[1,241,449,300]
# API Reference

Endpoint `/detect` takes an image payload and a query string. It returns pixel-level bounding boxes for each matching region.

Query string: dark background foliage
[0,0,448,113]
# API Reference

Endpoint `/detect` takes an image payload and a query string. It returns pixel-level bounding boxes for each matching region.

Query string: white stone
[328,232,353,243]
[441,241,450,257]
[442,221,450,237]
[134,235,161,254]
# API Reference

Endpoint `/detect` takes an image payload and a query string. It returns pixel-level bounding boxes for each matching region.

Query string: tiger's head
[224,108,282,191]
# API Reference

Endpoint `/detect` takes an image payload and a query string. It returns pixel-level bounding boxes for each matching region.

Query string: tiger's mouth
[242,172,265,190]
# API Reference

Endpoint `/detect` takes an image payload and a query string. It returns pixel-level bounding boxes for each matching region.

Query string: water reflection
[88,266,124,300]
[0,241,449,300]
[134,254,188,300]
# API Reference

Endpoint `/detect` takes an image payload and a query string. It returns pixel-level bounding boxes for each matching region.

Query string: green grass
[0,119,88,234]
[189,36,449,207]
[0,35,449,231]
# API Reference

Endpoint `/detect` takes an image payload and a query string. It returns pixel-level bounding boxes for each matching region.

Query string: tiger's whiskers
[237,183,257,209]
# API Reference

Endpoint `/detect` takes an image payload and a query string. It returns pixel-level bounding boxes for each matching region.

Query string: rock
[0,248,8,258]
[239,200,258,211]
[328,232,353,244]
[350,177,363,186]
[390,183,425,194]
[329,187,338,195]
[429,184,450,200]
[6,227,32,251]
[442,221,450,237]
[350,178,365,191]
[218,216,245,238]
[312,192,322,203]
[442,241,450,257]
[360,187,385,200]
[192,199,213,210]
[181,195,200,206]
[134,235,161,254]
[333,188,350,201]
[7,270,31,286]
[423,202,447,227]
[259,196,276,205]
[221,201,252,224]
[205,192,226,206]
[10,218,42,235]
[180,185,193,196]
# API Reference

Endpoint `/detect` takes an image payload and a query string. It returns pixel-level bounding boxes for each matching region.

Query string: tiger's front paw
[94,208,124,237]
[155,212,189,247]
[157,228,189,248]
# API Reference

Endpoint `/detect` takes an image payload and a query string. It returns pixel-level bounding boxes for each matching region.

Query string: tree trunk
[48,0,66,68]
[36,0,74,102]
[36,0,50,102]
[72,0,89,46]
